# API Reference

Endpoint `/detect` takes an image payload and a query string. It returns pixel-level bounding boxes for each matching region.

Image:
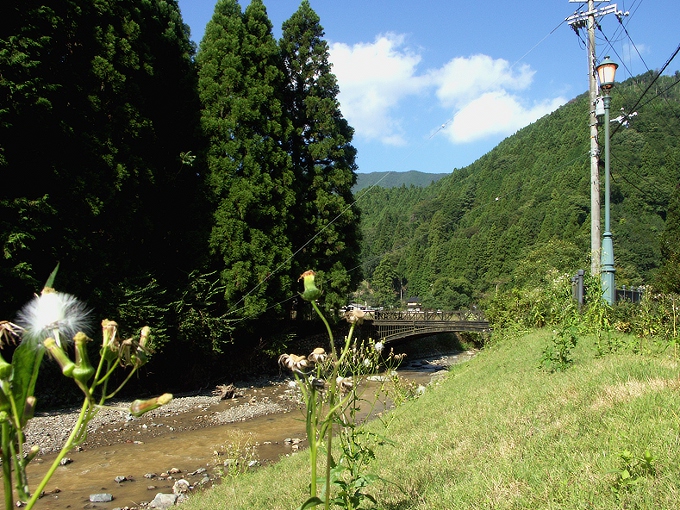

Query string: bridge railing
[365,309,486,322]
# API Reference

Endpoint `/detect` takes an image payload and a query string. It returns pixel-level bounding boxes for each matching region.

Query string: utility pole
[566,0,624,275]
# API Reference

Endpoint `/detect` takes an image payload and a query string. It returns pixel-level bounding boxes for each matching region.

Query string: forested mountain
[357,71,680,309]
[354,171,447,191]
[2,0,679,379]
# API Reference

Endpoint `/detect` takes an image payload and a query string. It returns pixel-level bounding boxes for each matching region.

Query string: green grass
[181,330,680,509]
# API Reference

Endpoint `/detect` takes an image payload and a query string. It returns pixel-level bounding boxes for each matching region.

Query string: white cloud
[329,35,566,147]
[430,54,534,108]
[329,33,427,145]
[445,91,566,143]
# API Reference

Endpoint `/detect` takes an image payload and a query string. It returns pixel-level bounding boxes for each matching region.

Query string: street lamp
[596,56,618,305]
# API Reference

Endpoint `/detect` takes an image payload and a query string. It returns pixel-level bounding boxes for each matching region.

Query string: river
[3,345,475,509]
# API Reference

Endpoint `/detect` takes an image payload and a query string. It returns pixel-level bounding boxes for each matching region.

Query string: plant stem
[25,399,89,510]
[2,422,14,510]
[308,386,318,498]
[312,301,335,358]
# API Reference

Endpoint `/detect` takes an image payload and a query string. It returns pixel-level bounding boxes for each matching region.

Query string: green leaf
[44,263,60,289]
[297,496,323,510]
[10,342,45,413]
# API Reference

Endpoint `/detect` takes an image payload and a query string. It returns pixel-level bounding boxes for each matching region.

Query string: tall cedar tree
[197,0,295,320]
[280,1,362,312]
[0,0,204,327]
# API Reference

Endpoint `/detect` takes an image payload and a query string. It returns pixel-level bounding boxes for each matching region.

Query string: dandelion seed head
[16,290,92,347]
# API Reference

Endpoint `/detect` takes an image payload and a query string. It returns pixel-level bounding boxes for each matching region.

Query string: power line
[225,15,571,318]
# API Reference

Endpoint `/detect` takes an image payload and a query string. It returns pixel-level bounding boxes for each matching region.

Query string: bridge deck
[359,309,490,342]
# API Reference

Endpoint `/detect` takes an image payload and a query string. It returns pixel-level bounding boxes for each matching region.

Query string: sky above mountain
[177,0,680,174]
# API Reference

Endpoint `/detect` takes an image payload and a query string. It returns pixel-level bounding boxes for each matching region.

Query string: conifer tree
[0,0,202,324]
[197,0,295,319]
[280,0,362,312]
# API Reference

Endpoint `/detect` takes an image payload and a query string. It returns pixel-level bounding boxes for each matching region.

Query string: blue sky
[177,0,680,174]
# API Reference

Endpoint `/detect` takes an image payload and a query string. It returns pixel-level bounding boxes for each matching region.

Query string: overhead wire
[226,14,570,319]
[228,5,680,321]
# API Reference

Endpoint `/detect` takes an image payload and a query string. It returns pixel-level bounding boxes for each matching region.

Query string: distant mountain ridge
[354,170,447,191]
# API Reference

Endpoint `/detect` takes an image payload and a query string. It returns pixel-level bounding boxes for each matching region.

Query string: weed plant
[0,267,171,509]
[278,270,406,510]
[488,269,680,361]
[212,430,259,477]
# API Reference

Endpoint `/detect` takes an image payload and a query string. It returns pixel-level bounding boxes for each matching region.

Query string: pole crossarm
[566,4,625,27]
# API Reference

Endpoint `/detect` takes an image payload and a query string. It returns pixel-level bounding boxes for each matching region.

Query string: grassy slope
[182,330,680,509]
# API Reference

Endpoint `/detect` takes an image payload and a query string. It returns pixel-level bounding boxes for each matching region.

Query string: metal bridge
[359,309,490,343]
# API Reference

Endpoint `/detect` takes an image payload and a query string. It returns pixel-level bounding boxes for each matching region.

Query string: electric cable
[225,5,678,322]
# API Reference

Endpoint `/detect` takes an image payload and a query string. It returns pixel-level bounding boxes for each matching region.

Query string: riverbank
[24,344,477,456]
[16,347,475,508]
[180,330,680,510]
[24,377,298,456]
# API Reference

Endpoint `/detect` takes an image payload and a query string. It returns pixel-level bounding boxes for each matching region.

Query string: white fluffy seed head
[16,290,92,347]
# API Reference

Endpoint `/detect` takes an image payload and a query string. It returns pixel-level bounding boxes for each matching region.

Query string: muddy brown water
[3,352,466,509]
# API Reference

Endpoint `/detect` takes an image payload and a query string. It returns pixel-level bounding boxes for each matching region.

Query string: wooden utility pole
[566,0,625,275]
[587,0,599,276]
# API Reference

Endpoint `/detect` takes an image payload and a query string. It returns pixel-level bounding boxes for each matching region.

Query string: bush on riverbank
[180,328,680,509]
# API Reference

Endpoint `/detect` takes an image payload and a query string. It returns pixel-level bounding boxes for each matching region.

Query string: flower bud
[21,396,36,426]
[73,332,94,384]
[129,393,173,418]
[101,319,118,349]
[298,270,321,301]
[44,337,75,378]
[139,326,151,349]
[25,445,40,463]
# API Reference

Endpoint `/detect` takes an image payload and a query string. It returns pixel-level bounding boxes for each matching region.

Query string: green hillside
[353,170,447,191]
[357,71,680,307]
[180,329,680,509]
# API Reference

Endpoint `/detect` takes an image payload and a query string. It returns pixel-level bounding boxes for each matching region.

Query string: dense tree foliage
[357,72,680,308]
[2,0,363,359]
[0,0,204,341]
[4,0,678,369]
[653,183,680,292]
[280,0,362,312]
[197,0,295,320]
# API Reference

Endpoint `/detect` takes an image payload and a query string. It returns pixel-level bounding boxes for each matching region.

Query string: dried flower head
[308,347,327,364]
[344,308,365,324]
[0,321,22,348]
[16,288,92,347]
[336,376,353,393]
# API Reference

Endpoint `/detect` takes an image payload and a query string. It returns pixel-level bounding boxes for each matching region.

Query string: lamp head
[597,56,618,90]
